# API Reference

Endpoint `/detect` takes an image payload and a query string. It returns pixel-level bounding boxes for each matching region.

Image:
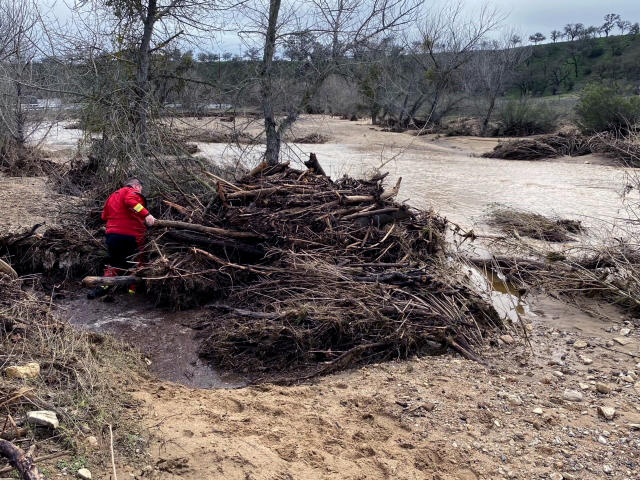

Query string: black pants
[105,233,139,272]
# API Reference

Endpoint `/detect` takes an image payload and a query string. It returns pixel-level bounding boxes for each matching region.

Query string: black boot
[87,285,110,300]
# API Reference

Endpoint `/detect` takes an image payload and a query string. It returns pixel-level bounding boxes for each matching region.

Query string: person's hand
[145,214,155,227]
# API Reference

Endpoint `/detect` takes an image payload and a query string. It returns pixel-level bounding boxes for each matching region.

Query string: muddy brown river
[192,116,630,233]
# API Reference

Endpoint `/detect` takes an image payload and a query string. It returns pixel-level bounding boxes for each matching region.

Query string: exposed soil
[96,294,639,480]
[0,176,74,234]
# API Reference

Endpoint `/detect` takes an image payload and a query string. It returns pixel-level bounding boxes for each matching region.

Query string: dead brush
[487,207,583,242]
[483,131,640,166]
[0,276,146,461]
[472,234,640,318]
[132,162,503,377]
[0,140,56,177]
[196,253,500,379]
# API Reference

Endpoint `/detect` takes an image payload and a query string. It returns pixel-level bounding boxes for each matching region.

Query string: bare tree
[245,0,423,164]
[550,30,562,43]
[468,33,531,135]
[601,13,620,37]
[616,19,631,35]
[528,32,545,45]
[380,2,503,130]
[74,0,234,155]
[563,23,584,41]
[0,0,48,150]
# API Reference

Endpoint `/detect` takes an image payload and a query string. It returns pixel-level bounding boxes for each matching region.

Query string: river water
[195,127,631,234]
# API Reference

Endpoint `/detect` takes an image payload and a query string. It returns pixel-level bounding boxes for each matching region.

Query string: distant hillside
[510,34,640,96]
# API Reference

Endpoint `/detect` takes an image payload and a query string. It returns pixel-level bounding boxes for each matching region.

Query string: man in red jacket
[88,178,155,299]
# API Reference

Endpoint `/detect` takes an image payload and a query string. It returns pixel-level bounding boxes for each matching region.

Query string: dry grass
[0,275,147,459]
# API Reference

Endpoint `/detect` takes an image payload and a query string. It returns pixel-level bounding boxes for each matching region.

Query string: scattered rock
[620,328,631,336]
[423,402,436,412]
[597,406,616,420]
[573,340,588,349]
[500,335,515,345]
[613,337,631,346]
[602,465,613,475]
[596,382,612,394]
[629,424,640,430]
[553,371,564,378]
[77,468,92,480]
[579,356,593,365]
[620,374,634,383]
[549,473,562,480]
[598,435,607,444]
[507,394,523,406]
[26,410,59,429]
[87,436,99,448]
[533,407,543,415]
[4,362,40,379]
[562,389,583,402]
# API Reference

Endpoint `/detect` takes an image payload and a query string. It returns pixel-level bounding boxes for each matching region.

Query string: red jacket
[101,187,149,245]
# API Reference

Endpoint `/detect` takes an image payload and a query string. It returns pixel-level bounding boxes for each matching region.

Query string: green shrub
[496,97,558,136]
[575,84,640,133]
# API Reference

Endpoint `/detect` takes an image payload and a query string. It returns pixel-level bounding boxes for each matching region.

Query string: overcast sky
[45,0,640,54]
[491,0,639,37]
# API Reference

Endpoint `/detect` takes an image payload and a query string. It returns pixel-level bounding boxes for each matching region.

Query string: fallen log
[343,177,402,203]
[206,303,284,319]
[342,207,399,220]
[165,230,265,258]
[0,439,44,480]
[82,276,141,287]
[154,219,262,240]
[0,259,18,279]
[226,186,281,199]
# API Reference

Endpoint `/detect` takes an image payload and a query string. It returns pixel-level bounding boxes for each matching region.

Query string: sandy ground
[0,176,73,234]
[81,294,639,480]
[2,116,639,479]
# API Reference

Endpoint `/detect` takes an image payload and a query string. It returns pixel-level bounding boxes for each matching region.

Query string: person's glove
[145,214,155,227]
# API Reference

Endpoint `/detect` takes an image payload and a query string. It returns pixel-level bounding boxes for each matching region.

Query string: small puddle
[465,265,530,323]
[61,294,246,389]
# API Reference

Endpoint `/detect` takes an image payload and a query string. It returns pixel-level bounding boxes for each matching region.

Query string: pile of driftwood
[4,155,503,377]
[487,207,583,242]
[0,225,103,284]
[121,156,502,376]
[483,132,592,160]
[483,132,640,165]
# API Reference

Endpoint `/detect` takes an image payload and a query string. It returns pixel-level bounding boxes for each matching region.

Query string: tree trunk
[135,0,158,154]
[261,0,282,165]
[481,96,496,136]
[14,78,25,146]
[0,439,44,480]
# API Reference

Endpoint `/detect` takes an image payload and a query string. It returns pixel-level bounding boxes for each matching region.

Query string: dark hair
[125,178,142,188]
